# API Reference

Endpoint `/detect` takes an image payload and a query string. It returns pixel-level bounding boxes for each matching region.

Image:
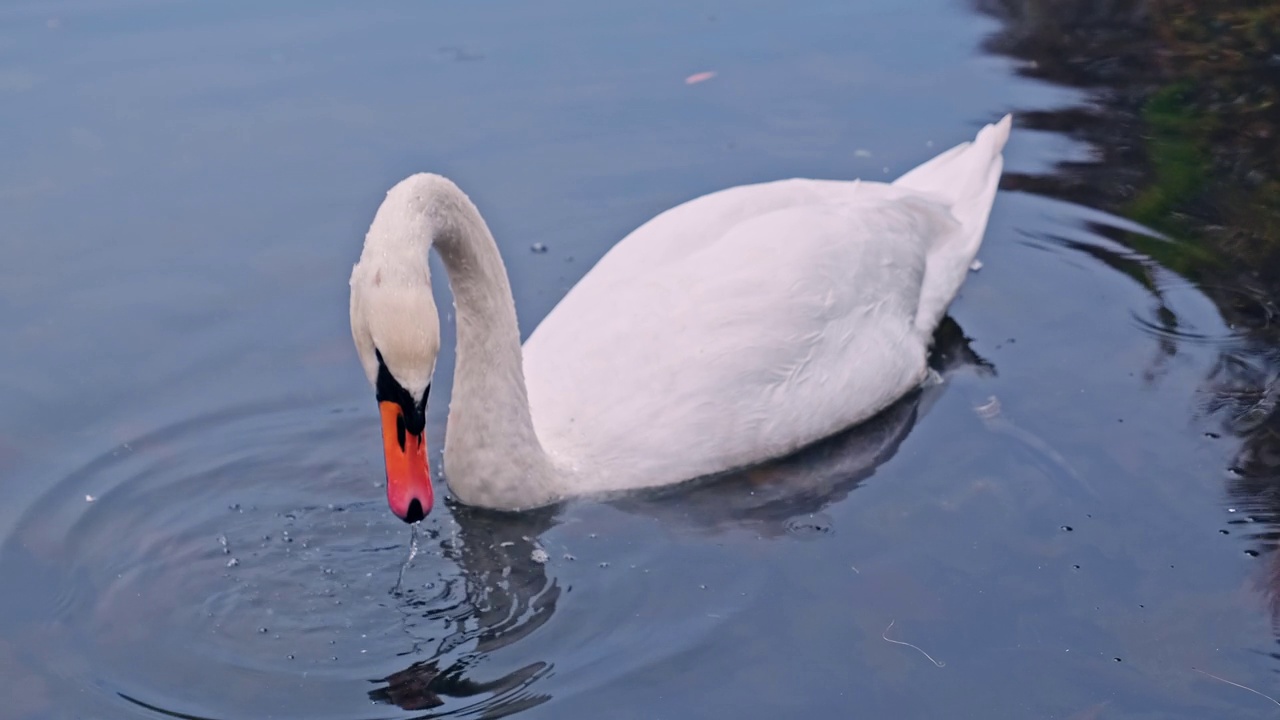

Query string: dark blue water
[3,1,1278,718]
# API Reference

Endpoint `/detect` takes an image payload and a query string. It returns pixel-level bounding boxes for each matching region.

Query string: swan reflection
[369,318,991,714]
[371,505,559,717]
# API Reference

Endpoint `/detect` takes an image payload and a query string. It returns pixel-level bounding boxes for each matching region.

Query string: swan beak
[380,401,433,523]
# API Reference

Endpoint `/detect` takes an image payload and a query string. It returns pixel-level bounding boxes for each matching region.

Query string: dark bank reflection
[369,318,991,714]
[977,0,1280,639]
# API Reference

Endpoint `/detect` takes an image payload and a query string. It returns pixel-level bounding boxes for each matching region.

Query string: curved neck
[372,174,561,510]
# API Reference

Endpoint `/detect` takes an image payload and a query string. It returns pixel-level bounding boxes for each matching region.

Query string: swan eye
[374,349,429,436]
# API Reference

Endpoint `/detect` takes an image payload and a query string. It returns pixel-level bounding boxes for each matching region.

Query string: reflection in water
[977,0,1280,650]
[371,507,559,716]
[0,316,989,720]
[369,317,992,714]
[0,402,558,720]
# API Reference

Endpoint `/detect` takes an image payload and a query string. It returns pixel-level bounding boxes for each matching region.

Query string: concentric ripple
[0,400,556,720]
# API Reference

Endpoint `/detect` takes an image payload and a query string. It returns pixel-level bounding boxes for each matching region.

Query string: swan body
[351,115,1011,516]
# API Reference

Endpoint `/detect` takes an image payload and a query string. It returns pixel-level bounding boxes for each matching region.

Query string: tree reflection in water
[975,0,1280,633]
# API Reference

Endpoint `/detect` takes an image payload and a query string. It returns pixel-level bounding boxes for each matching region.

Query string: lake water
[3,1,1279,718]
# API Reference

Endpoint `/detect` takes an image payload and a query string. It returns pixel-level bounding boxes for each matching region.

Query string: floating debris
[685,71,716,85]
[1192,668,1280,707]
[530,548,549,564]
[882,620,945,667]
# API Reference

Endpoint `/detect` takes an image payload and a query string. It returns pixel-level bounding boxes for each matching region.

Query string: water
[3,0,1279,718]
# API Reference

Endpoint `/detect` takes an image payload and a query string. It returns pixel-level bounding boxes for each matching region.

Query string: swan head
[349,252,441,524]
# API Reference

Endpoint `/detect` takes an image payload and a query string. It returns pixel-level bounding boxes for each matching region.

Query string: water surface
[3,1,1279,718]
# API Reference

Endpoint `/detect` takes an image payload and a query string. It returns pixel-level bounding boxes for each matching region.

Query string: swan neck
[390,174,560,509]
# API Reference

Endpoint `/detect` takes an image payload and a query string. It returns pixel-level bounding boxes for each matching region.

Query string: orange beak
[380,401,433,523]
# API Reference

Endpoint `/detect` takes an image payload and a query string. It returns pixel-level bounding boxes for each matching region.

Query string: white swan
[350,115,1012,521]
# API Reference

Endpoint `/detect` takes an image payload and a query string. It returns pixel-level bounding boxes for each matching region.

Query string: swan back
[521,117,1011,496]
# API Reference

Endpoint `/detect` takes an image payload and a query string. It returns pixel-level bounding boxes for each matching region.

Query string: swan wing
[524,182,957,492]
[524,115,1010,493]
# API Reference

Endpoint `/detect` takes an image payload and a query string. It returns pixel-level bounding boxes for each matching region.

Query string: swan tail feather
[893,114,1011,334]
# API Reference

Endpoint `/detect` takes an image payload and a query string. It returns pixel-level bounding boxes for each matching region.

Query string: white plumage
[350,115,1011,511]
